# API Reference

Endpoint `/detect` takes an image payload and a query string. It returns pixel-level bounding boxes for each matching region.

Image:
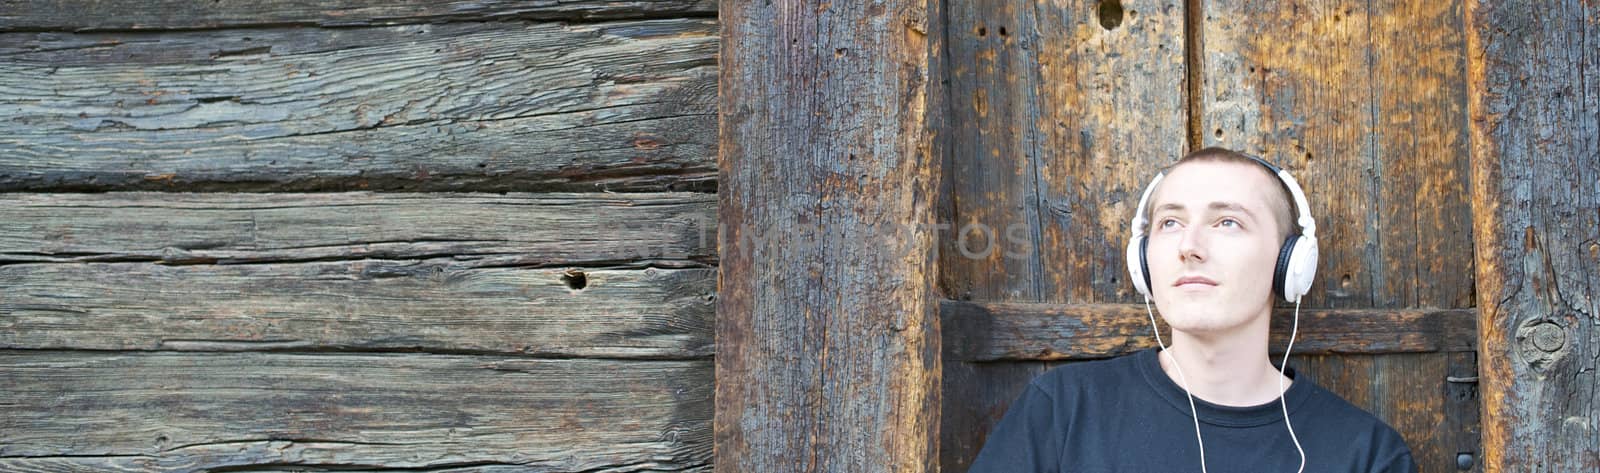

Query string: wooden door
[936,1,1480,472]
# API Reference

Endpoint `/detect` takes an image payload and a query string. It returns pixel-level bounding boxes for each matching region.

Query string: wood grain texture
[941,300,1477,361]
[0,352,712,472]
[1030,0,1188,304]
[0,19,717,192]
[940,0,1185,303]
[1,262,713,358]
[938,360,1047,473]
[941,0,1046,302]
[0,0,716,31]
[1368,0,1475,311]
[0,192,716,266]
[0,192,715,357]
[716,0,943,469]
[1374,354,1449,473]
[1200,0,1474,310]
[1466,1,1600,471]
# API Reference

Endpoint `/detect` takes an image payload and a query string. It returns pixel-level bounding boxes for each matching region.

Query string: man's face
[1145,160,1285,335]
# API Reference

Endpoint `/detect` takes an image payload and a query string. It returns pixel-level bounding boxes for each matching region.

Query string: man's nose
[1177,225,1205,262]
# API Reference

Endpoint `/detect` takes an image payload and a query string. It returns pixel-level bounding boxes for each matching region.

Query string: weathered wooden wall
[1467,1,1599,471]
[714,0,944,470]
[0,1,718,471]
[938,1,1482,472]
[10,0,1592,471]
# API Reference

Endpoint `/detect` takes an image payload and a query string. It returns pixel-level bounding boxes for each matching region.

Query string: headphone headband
[1240,153,1282,173]
[1130,154,1315,238]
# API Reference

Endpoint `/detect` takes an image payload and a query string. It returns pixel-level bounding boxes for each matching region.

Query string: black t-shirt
[967,348,1418,473]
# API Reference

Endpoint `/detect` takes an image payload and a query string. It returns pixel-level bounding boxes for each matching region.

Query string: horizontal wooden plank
[0,192,715,357]
[942,300,1477,361]
[0,351,711,471]
[0,0,717,31]
[0,192,716,265]
[0,19,716,192]
[0,263,713,357]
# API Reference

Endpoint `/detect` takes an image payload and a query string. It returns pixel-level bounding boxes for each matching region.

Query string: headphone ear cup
[1140,236,1152,297]
[1273,234,1299,302]
[1126,234,1151,299]
[1284,235,1319,302]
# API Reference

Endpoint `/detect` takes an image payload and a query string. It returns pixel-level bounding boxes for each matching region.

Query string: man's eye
[1158,218,1177,229]
[1219,218,1240,228]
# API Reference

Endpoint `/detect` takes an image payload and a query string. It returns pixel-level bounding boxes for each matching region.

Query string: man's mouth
[1174,275,1218,287]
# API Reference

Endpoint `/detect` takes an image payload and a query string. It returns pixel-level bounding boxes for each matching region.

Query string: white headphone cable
[1144,296,1208,473]
[1280,297,1307,473]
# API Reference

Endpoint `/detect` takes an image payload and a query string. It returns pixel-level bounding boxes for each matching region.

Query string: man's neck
[1157,309,1292,407]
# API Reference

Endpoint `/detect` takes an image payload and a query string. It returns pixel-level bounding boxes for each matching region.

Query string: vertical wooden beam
[1031,0,1187,304]
[1466,1,1600,471]
[939,0,1185,306]
[716,0,944,471]
[940,0,1047,303]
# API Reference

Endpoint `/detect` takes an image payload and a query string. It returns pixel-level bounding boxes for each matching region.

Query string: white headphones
[1125,154,1320,303]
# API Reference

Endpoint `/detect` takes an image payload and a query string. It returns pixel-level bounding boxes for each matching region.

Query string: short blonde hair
[1153,147,1296,241]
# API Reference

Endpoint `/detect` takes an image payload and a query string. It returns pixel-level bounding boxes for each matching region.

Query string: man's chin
[1152,294,1215,315]
[1158,307,1249,336]
[1166,320,1234,337]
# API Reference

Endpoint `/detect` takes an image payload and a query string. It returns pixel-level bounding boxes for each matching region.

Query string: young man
[966,147,1417,472]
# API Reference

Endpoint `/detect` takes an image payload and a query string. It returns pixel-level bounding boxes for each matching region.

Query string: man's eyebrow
[1152,201,1258,219]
